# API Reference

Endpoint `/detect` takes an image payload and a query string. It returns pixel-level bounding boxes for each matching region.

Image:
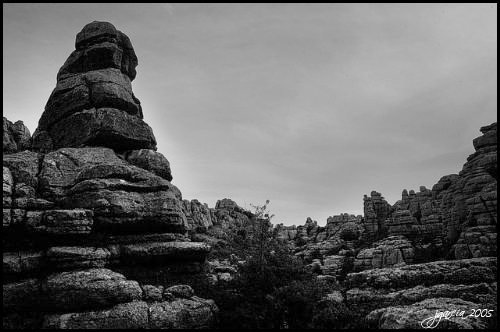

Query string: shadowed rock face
[32,21,156,153]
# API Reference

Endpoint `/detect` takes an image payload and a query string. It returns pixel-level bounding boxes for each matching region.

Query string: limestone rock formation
[344,123,496,326]
[354,235,415,271]
[125,149,173,181]
[183,199,215,232]
[180,198,256,234]
[441,123,497,245]
[3,118,31,153]
[372,122,496,259]
[274,223,298,241]
[212,198,253,230]
[453,225,497,259]
[3,21,217,330]
[346,257,497,327]
[258,122,496,327]
[361,191,392,242]
[366,297,491,329]
[274,214,363,264]
[32,21,155,152]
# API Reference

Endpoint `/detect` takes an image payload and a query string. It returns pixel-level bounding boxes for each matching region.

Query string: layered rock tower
[3,21,217,329]
[32,21,155,152]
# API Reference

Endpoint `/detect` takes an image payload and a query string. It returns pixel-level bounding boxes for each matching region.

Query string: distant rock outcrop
[3,117,31,154]
[3,22,217,329]
[265,121,497,327]
[182,198,254,234]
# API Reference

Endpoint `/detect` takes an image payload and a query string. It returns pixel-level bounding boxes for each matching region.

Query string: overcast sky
[3,3,497,226]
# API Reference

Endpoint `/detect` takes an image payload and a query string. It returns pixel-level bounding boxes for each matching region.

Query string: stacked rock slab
[32,21,155,152]
[361,191,392,242]
[346,257,497,328]
[3,21,217,329]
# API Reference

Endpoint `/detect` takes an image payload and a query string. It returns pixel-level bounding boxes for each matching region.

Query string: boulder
[165,284,194,298]
[148,297,218,329]
[43,268,142,311]
[126,149,172,181]
[141,284,164,302]
[68,21,137,80]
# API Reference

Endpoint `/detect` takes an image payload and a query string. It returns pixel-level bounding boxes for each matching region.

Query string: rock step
[120,241,211,263]
[4,266,217,329]
[346,282,497,310]
[4,241,211,276]
[3,269,207,314]
[3,251,45,276]
[346,257,496,290]
[366,297,491,329]
[13,209,94,235]
[42,297,218,329]
[3,268,142,312]
[46,246,111,269]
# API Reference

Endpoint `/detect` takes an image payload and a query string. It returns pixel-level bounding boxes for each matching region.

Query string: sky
[3,3,497,226]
